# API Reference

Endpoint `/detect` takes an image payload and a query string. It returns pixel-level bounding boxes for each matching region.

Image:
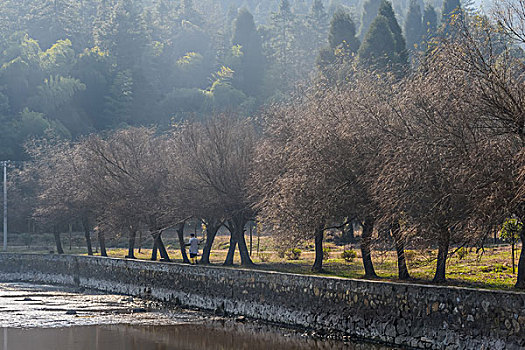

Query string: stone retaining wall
[0,253,523,349]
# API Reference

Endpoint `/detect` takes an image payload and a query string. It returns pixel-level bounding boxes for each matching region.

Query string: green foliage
[358,16,397,68]
[323,247,331,259]
[18,109,51,137]
[441,0,463,36]
[328,10,360,53]
[285,247,302,260]
[31,75,86,115]
[341,249,357,262]
[404,0,423,50]
[422,4,437,38]
[259,252,272,262]
[359,0,382,39]
[457,247,468,260]
[358,0,408,74]
[500,218,523,244]
[231,8,265,97]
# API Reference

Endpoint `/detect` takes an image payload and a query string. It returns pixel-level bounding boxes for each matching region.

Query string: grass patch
[5,234,524,291]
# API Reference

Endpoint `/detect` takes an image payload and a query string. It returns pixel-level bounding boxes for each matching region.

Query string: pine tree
[420,3,437,52]
[422,3,437,38]
[308,0,330,46]
[231,8,265,97]
[359,0,382,40]
[358,1,408,74]
[441,0,463,35]
[442,0,462,21]
[302,0,329,71]
[267,0,298,91]
[377,0,408,68]
[316,8,361,84]
[404,0,423,50]
[98,0,151,71]
[357,15,396,70]
[181,0,204,27]
[328,10,360,54]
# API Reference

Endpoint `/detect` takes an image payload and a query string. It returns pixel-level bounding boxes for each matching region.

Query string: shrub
[457,247,468,260]
[285,248,302,260]
[259,252,271,262]
[341,249,357,262]
[404,249,417,261]
[323,247,331,259]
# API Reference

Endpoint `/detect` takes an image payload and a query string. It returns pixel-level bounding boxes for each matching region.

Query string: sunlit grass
[8,234,523,291]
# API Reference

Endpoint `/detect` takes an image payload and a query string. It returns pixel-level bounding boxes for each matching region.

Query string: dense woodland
[3,0,525,289]
[0,0,449,160]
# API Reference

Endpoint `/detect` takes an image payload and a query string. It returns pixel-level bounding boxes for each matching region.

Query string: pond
[0,282,400,350]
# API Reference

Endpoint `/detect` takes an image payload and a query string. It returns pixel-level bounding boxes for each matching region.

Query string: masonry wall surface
[0,253,523,349]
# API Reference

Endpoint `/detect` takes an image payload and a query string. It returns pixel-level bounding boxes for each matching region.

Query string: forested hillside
[0,0,452,160]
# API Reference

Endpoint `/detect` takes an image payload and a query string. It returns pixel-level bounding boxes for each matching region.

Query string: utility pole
[3,161,7,251]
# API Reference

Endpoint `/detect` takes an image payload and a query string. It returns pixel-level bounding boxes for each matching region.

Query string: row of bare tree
[19,116,257,266]
[254,12,525,287]
[15,4,525,288]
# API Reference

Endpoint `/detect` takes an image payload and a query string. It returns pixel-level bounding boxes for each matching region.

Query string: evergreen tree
[266,0,299,92]
[328,10,361,54]
[378,0,408,67]
[442,0,462,21]
[420,3,437,52]
[98,0,151,71]
[317,9,360,84]
[423,3,437,38]
[441,0,463,35]
[358,1,408,74]
[181,0,204,26]
[359,0,382,40]
[404,0,423,50]
[231,8,265,97]
[104,69,133,127]
[307,0,330,48]
[357,16,397,71]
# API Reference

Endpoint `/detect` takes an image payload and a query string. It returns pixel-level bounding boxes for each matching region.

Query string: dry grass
[99,236,523,291]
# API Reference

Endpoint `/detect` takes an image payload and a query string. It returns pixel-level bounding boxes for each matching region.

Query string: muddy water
[0,283,399,350]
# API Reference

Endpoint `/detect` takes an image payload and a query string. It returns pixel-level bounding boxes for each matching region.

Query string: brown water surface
[0,283,399,350]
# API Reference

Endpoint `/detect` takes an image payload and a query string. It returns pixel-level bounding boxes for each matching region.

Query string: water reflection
[0,323,397,350]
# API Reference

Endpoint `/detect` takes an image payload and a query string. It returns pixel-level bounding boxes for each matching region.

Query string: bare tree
[80,128,190,262]
[178,115,257,267]
[27,140,96,255]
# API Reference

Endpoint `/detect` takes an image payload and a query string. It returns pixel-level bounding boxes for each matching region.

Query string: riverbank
[0,253,523,349]
[8,234,522,290]
[0,282,382,350]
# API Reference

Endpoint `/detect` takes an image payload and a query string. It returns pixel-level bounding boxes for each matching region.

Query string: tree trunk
[97,229,107,257]
[155,232,170,262]
[231,216,253,266]
[82,219,93,256]
[391,220,410,280]
[53,228,64,255]
[224,229,238,266]
[176,222,190,264]
[151,236,158,261]
[361,217,377,278]
[126,229,136,259]
[200,219,221,265]
[312,226,324,272]
[433,227,450,283]
[347,220,355,243]
[515,230,525,289]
